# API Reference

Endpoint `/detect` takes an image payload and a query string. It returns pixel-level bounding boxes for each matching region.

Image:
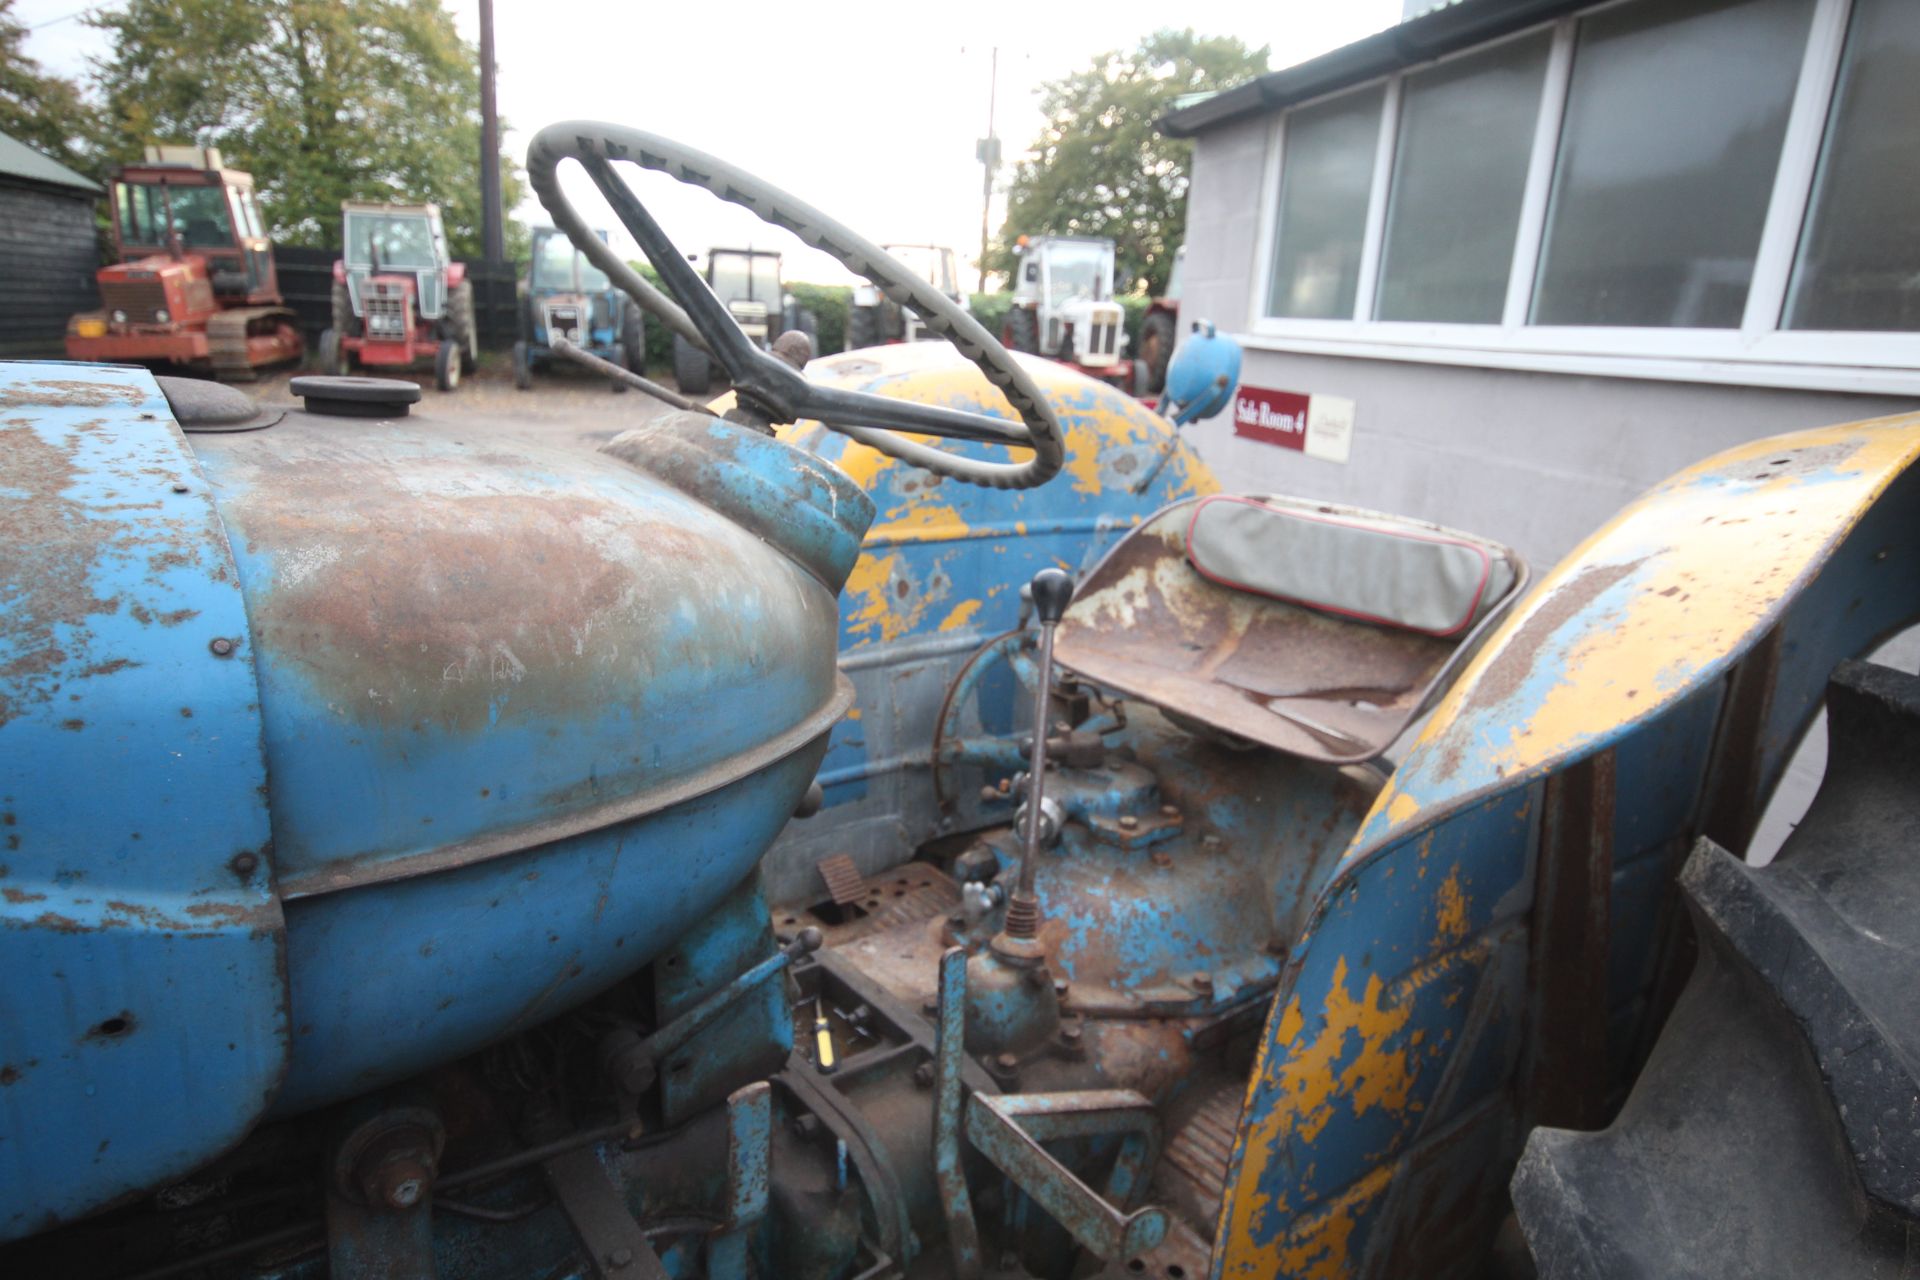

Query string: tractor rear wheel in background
[622,300,646,375]
[673,333,711,397]
[1139,309,1176,395]
[448,281,479,372]
[609,349,630,394]
[330,280,352,336]
[435,338,462,392]
[847,304,880,351]
[1006,304,1039,355]
[1512,658,1920,1279]
[316,328,348,375]
[512,340,533,391]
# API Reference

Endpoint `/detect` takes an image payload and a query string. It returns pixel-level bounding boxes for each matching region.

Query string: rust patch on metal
[1,887,46,904]
[0,379,149,411]
[1057,506,1474,763]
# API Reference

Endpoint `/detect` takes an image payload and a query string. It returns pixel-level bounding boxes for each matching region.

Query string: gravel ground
[246,351,701,448]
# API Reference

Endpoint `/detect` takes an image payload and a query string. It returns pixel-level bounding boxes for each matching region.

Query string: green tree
[0,0,102,171]
[992,29,1268,295]
[91,0,525,260]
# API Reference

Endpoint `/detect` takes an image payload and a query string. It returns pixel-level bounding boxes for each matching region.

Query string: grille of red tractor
[100,279,169,325]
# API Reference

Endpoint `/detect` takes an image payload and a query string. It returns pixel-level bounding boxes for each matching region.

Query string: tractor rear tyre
[448,280,479,373]
[1006,305,1039,355]
[609,349,630,394]
[621,300,646,376]
[331,280,353,336]
[316,328,349,375]
[512,340,533,391]
[435,338,462,392]
[1139,309,1176,395]
[848,304,880,351]
[1511,659,1920,1279]
[673,333,711,397]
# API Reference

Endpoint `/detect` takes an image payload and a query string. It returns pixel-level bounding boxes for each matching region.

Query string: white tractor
[1002,234,1129,389]
[847,244,965,348]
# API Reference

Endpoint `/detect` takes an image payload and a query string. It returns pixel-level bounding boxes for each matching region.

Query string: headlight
[111,309,127,323]
[154,309,169,323]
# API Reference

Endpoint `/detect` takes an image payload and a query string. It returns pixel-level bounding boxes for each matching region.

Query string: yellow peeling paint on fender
[1359,414,1920,845]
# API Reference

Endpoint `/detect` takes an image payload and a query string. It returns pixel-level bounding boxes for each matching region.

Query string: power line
[28,5,101,31]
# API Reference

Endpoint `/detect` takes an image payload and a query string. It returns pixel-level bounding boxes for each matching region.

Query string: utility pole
[478,0,505,266]
[975,46,1000,294]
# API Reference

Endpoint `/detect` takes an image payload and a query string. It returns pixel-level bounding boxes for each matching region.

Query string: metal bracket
[965,1090,1169,1262]
[933,947,984,1279]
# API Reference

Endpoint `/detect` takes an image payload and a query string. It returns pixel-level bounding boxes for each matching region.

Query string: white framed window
[1244,0,1920,395]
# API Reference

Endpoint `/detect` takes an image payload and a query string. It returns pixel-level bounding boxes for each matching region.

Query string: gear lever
[1004,568,1073,941]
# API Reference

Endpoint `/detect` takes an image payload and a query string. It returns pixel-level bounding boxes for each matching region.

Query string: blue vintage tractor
[513,224,646,391]
[4,122,1917,1280]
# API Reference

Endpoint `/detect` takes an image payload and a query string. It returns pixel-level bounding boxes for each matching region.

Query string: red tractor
[64,145,303,380]
[317,202,477,391]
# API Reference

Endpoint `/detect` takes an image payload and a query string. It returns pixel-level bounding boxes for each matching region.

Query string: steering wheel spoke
[527,121,1064,489]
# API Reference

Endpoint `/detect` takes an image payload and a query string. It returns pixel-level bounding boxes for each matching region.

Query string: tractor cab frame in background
[63,144,303,380]
[512,225,645,391]
[1004,233,1130,390]
[671,247,816,396]
[318,202,477,392]
[848,243,964,348]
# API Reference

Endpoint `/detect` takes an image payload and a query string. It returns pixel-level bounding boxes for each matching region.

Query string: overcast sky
[19,0,1399,284]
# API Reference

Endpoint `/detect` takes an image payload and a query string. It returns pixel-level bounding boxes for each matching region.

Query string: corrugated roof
[1160,0,1588,138]
[0,130,100,193]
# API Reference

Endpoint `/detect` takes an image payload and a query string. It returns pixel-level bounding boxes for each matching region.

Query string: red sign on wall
[1231,384,1355,463]
[1232,386,1312,451]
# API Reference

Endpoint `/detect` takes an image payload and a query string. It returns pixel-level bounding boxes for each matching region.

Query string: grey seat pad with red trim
[1186,495,1517,636]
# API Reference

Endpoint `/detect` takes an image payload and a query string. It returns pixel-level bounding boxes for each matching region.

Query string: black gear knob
[1029,568,1075,626]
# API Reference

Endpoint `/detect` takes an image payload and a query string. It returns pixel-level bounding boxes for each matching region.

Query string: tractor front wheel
[512,340,533,391]
[848,304,880,351]
[330,281,352,335]
[673,333,711,397]
[317,328,349,375]
[621,300,646,376]
[1138,309,1176,395]
[448,280,479,372]
[1006,305,1039,355]
[435,339,462,392]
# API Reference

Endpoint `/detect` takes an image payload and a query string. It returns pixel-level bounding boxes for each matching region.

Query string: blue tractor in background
[513,224,645,392]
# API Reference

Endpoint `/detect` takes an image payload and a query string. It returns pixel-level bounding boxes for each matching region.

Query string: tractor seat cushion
[1185,494,1516,637]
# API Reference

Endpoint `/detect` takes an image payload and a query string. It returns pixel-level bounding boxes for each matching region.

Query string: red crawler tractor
[64,145,303,380]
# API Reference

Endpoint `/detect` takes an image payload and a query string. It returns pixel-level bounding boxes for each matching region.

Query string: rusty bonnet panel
[0,362,285,1239]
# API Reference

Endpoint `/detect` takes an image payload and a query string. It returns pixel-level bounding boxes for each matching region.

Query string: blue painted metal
[763,343,1217,904]
[0,364,872,1233]
[965,1090,1168,1261]
[0,362,283,1240]
[931,946,983,1279]
[1159,321,1241,427]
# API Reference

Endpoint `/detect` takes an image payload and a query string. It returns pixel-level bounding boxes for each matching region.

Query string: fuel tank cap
[290,375,423,418]
[157,375,284,433]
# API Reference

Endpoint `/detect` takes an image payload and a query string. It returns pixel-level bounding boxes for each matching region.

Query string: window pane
[1532,0,1813,328]
[1376,32,1550,323]
[1267,85,1384,319]
[1786,0,1920,331]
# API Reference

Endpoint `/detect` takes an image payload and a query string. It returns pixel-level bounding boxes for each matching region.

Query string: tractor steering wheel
[526,122,1064,490]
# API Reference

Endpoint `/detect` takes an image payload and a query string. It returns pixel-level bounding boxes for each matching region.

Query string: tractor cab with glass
[671,247,816,395]
[512,225,645,391]
[1004,234,1129,387]
[319,202,477,391]
[64,144,302,378]
[848,243,965,347]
